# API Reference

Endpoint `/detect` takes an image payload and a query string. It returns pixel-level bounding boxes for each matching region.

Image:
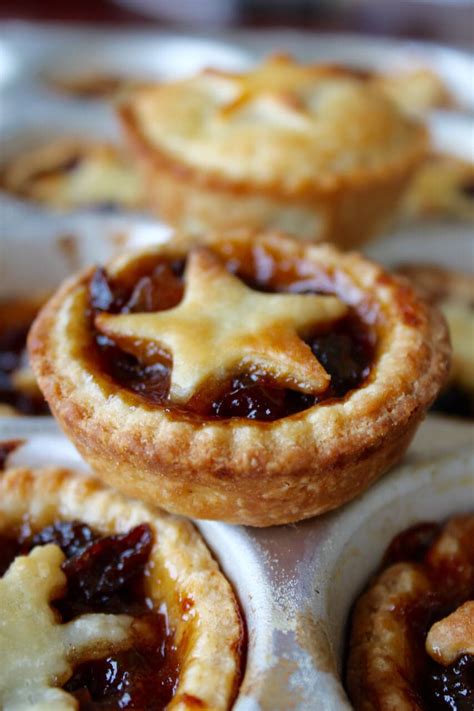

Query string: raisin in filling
[358,521,474,711]
[0,520,179,710]
[89,255,375,422]
[0,316,49,416]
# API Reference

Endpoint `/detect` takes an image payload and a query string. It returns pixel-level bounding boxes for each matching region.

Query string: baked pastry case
[0,23,473,710]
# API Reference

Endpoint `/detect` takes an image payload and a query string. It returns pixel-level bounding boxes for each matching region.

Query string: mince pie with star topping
[119,55,427,246]
[28,231,450,526]
[0,465,244,710]
[346,514,474,711]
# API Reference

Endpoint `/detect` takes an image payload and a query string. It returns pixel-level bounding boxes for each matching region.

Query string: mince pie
[1,138,144,211]
[0,295,49,416]
[0,465,244,709]
[402,154,474,222]
[118,55,427,246]
[346,514,474,711]
[28,231,450,526]
[397,264,474,418]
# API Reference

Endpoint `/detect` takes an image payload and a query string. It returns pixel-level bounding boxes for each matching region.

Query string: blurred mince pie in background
[44,71,143,100]
[397,264,474,418]
[118,55,428,246]
[28,230,450,526]
[0,465,244,709]
[0,138,145,212]
[0,295,49,417]
[401,154,474,223]
[346,514,474,711]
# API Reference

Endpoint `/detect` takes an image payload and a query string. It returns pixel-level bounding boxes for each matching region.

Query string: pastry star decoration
[0,544,133,711]
[96,247,348,405]
[206,56,316,117]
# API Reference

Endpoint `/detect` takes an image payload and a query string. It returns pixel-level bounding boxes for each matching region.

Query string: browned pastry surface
[28,230,450,526]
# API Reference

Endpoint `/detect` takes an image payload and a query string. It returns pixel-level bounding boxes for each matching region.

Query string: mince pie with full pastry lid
[119,55,427,246]
[346,514,474,711]
[28,231,450,526]
[0,295,49,417]
[0,465,244,710]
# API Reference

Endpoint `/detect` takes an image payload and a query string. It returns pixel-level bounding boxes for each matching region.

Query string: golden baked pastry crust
[346,515,474,711]
[0,465,243,710]
[1,138,144,211]
[119,56,427,246]
[28,231,450,526]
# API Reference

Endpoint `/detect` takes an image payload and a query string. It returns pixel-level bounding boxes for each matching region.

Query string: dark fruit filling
[0,520,179,709]
[350,521,474,711]
[89,252,375,422]
[383,521,441,566]
[0,303,49,416]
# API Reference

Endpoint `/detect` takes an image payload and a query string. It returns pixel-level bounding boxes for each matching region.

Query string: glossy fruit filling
[0,300,49,416]
[0,520,179,709]
[357,521,474,711]
[89,251,376,421]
